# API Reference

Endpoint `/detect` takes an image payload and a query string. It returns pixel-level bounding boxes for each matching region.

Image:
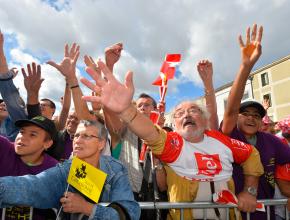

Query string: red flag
[213,190,265,212]
[152,76,162,86]
[160,61,175,79]
[165,54,181,63]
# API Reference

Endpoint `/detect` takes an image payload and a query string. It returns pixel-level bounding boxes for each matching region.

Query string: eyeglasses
[240,112,262,120]
[173,107,201,118]
[73,133,101,141]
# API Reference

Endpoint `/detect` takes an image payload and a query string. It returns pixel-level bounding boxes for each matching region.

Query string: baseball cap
[239,100,266,118]
[15,116,57,139]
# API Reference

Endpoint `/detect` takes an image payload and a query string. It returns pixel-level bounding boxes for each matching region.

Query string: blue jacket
[0,156,141,220]
[0,71,27,141]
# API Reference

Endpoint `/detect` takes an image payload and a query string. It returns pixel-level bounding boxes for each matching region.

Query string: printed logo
[195,153,222,177]
[75,164,87,179]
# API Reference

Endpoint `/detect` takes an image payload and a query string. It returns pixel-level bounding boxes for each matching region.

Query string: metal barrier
[100,199,289,220]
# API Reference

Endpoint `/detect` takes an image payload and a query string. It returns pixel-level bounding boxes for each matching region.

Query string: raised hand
[22,62,44,96]
[197,60,213,89]
[262,98,270,110]
[47,43,80,83]
[80,60,134,114]
[105,42,123,71]
[239,24,263,68]
[0,30,9,74]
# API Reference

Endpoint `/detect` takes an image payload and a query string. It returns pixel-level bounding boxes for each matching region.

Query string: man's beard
[179,126,205,142]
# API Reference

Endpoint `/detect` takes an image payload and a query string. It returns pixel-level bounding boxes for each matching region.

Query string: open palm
[81,60,134,114]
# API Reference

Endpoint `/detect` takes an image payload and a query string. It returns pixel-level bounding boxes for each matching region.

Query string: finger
[80,77,103,92]
[246,26,250,45]
[32,62,37,75]
[84,55,93,67]
[85,67,106,86]
[251,24,257,41]
[89,56,97,65]
[257,26,263,43]
[21,68,28,79]
[72,51,80,66]
[46,61,60,71]
[82,95,102,103]
[64,44,69,57]
[97,60,115,81]
[37,64,41,77]
[69,43,77,58]
[238,35,245,47]
[27,64,32,76]
[124,71,134,92]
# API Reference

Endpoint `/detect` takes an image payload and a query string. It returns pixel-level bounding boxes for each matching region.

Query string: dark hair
[138,93,157,109]
[40,98,56,109]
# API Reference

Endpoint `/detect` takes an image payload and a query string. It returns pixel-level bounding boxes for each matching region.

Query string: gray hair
[79,120,108,140]
[172,100,211,129]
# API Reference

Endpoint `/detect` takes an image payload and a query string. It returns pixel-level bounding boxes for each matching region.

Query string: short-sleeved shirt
[229,127,290,220]
[0,135,58,220]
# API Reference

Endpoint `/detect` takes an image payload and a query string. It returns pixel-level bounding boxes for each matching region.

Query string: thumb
[124,71,134,92]
[46,61,60,71]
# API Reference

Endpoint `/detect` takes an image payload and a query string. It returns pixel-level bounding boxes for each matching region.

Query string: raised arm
[222,24,263,135]
[197,60,218,130]
[22,62,43,118]
[80,60,159,143]
[47,43,91,121]
[103,43,127,137]
[0,31,27,123]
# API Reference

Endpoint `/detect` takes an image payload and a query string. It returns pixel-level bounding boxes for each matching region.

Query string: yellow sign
[67,157,107,203]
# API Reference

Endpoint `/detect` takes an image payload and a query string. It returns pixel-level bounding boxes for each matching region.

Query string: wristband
[70,84,79,89]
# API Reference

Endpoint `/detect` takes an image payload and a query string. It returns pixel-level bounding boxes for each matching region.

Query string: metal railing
[100,199,289,220]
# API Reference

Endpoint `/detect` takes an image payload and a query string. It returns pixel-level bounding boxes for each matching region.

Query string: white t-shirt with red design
[158,130,253,182]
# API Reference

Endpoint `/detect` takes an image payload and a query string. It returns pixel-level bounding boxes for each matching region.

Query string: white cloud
[0,0,290,110]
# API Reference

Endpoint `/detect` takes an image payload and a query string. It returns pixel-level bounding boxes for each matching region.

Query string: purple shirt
[230,127,290,220]
[0,135,58,220]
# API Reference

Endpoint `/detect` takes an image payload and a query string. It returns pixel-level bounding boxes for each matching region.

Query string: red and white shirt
[158,130,253,181]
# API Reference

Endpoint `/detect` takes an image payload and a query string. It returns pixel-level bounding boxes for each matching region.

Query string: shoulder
[43,153,59,167]
[100,156,127,173]
[258,131,288,147]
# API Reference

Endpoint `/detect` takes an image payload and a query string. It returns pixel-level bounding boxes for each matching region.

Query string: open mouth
[183,120,196,128]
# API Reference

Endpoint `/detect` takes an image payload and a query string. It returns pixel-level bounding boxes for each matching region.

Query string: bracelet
[70,84,79,89]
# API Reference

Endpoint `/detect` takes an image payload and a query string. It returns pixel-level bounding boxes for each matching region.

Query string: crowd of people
[0,24,289,220]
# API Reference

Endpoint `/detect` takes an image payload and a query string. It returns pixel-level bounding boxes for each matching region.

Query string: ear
[98,139,107,152]
[44,139,53,150]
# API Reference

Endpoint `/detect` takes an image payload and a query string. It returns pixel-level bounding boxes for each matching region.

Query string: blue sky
[1,0,290,113]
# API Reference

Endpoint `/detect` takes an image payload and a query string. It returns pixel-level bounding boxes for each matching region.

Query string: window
[263,93,272,107]
[261,72,269,87]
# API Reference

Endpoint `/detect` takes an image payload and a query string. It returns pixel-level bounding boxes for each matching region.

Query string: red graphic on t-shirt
[195,153,222,177]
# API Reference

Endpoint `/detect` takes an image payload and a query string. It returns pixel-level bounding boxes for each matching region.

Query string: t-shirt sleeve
[205,130,264,176]
[144,126,183,163]
[205,130,253,164]
[0,135,15,164]
[275,163,290,181]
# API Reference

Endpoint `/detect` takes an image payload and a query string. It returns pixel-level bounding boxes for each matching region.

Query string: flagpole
[55,184,70,220]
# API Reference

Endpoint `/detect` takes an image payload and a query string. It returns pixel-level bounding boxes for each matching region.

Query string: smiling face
[173,101,208,143]
[237,107,262,138]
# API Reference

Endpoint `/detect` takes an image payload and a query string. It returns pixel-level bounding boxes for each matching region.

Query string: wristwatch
[244,186,257,197]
